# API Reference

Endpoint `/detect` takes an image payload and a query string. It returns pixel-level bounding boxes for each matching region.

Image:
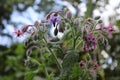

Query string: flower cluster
[99,23,114,37]
[45,11,65,41]
[83,33,97,51]
[79,60,99,69]
[82,17,114,51]
[14,10,115,80]
[14,25,34,37]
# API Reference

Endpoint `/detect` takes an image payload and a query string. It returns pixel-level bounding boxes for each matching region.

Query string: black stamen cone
[54,27,58,36]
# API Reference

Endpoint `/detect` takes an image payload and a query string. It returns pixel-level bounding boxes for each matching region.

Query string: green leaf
[49,72,54,80]
[71,63,82,79]
[24,71,35,80]
[82,71,90,80]
[60,50,79,79]
[62,50,79,69]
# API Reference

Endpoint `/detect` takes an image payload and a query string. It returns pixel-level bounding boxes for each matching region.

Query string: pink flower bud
[41,19,47,23]
[66,11,72,19]
[34,21,39,27]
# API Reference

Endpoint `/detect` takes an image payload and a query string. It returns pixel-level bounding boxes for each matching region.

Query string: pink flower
[93,59,99,69]
[106,23,114,37]
[106,23,114,31]
[14,28,23,37]
[83,33,97,51]
[79,61,85,67]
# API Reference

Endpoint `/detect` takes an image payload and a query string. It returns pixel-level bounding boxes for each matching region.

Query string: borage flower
[79,61,85,67]
[83,33,97,51]
[93,59,99,69]
[14,28,23,37]
[105,23,114,37]
[48,13,65,41]
[49,15,60,26]
[14,24,34,37]
[98,23,114,37]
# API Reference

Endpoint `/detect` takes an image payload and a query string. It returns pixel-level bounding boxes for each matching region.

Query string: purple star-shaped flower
[49,15,60,26]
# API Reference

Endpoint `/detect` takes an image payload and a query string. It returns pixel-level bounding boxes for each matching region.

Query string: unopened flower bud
[41,19,47,23]
[98,37,108,46]
[87,18,93,22]
[74,18,80,25]
[82,26,88,36]
[33,34,40,41]
[24,40,28,48]
[21,25,29,33]
[24,38,33,48]
[59,22,65,33]
[98,20,103,23]
[66,11,72,19]
[28,38,32,43]
[54,13,58,16]
[98,38,102,43]
[94,16,101,20]
[34,21,39,27]
[26,49,32,57]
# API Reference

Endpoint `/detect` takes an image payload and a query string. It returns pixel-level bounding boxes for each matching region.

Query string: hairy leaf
[24,71,35,80]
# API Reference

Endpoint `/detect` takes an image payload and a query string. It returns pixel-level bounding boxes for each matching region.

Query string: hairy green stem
[41,57,50,80]
[43,37,62,70]
[69,22,76,49]
[29,46,50,80]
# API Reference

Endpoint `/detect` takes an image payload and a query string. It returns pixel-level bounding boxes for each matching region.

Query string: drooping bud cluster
[14,25,34,37]
[82,23,97,51]
[79,59,99,69]
[98,23,114,37]
[66,11,72,19]
[83,33,97,51]
[98,37,108,46]
[82,16,114,51]
[13,11,115,57]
